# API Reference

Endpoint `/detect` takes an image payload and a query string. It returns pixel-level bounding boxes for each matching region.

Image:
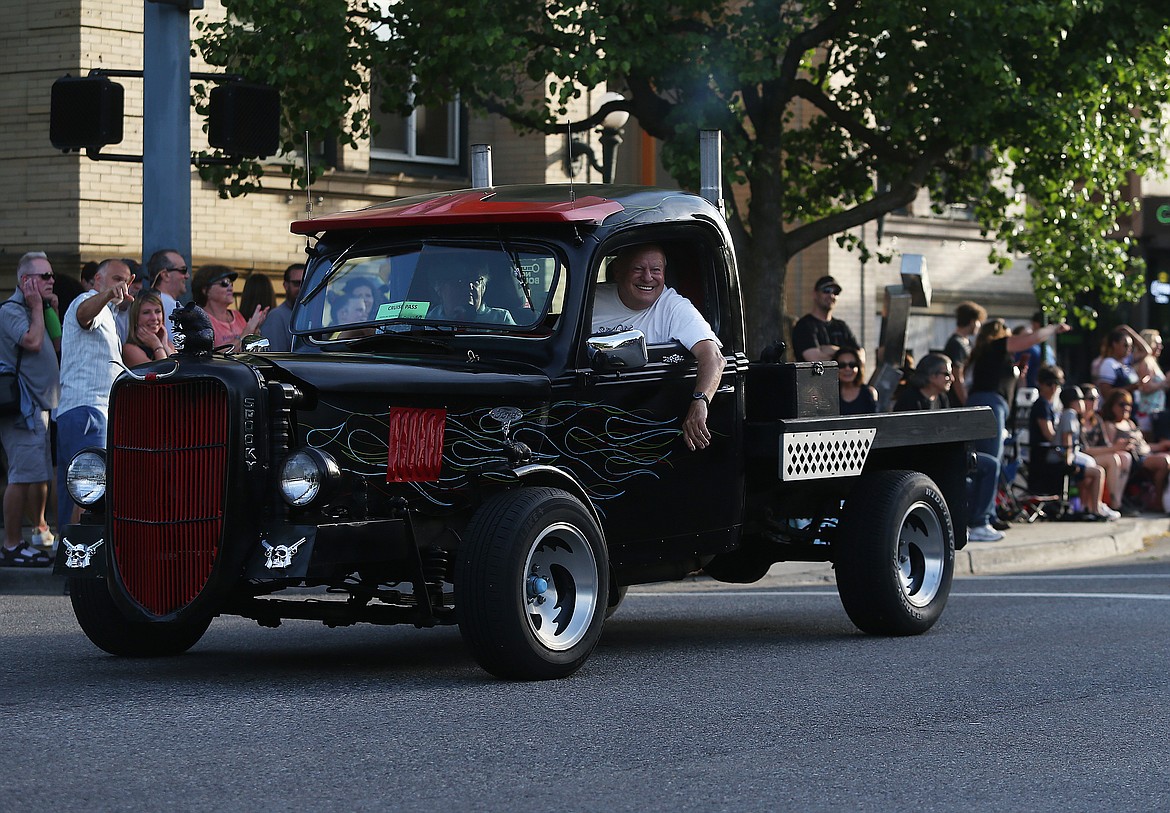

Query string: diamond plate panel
[781,428,876,481]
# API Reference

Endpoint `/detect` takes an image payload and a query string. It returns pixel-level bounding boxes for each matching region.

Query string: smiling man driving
[591,243,724,451]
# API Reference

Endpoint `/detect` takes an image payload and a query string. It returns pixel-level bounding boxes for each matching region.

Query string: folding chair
[996,456,1059,522]
[996,387,1050,522]
[1025,444,1074,520]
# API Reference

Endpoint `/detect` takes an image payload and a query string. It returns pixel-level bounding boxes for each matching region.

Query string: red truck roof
[290,187,626,235]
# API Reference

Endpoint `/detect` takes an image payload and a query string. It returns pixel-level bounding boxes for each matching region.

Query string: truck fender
[508,464,603,528]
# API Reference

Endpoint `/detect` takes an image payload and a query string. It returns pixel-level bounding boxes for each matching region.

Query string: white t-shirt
[591,284,719,351]
[1097,356,1136,389]
[1058,407,1099,468]
[1056,407,1079,443]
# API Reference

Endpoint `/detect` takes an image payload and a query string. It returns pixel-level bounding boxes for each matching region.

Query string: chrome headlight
[279,448,340,507]
[67,449,107,506]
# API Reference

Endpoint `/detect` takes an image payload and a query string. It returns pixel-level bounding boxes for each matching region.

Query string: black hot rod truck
[59,148,993,681]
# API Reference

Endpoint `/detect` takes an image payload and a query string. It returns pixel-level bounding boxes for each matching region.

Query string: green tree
[198,0,1170,352]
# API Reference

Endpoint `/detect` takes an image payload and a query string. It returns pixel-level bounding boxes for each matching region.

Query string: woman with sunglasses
[192,265,268,352]
[833,346,877,414]
[1100,388,1170,510]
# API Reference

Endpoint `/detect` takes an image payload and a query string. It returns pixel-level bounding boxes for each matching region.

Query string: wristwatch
[692,391,710,406]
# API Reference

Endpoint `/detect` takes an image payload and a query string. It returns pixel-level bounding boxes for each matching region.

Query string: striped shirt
[58,290,122,417]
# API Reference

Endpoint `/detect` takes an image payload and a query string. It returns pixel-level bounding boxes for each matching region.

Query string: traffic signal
[208,83,281,158]
[50,76,124,151]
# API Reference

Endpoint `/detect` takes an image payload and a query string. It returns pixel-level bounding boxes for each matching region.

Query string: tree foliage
[198,0,1170,350]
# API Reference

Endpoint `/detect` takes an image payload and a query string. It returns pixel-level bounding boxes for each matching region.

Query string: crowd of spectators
[821,290,1170,539]
[1,250,291,567]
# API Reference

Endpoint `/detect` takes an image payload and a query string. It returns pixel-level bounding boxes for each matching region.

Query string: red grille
[386,407,446,482]
[109,380,228,616]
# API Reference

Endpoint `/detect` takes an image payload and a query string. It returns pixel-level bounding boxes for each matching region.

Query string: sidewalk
[4,514,1168,596]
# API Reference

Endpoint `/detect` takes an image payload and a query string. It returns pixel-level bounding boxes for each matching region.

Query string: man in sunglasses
[146,247,189,342]
[0,252,61,566]
[430,265,516,325]
[791,275,858,363]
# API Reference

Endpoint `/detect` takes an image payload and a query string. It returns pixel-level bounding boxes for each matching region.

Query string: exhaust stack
[700,130,723,214]
[471,144,493,189]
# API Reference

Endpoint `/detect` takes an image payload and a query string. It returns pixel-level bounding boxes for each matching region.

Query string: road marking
[628,590,1170,600]
[631,591,832,597]
[966,574,1170,580]
[954,592,1170,600]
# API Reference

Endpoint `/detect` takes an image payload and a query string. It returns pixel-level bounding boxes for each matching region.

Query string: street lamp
[566,91,630,183]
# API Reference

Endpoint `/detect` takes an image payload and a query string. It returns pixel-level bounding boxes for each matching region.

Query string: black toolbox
[745,361,840,421]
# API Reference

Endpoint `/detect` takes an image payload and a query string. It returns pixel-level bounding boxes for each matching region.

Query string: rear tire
[456,487,608,680]
[70,578,212,657]
[835,470,954,636]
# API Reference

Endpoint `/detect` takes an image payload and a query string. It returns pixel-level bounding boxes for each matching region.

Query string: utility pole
[142,1,195,267]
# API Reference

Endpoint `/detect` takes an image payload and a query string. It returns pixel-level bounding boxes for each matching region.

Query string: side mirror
[586,329,647,371]
[242,334,270,352]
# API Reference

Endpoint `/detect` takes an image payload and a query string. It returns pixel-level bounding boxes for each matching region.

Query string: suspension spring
[420,546,451,585]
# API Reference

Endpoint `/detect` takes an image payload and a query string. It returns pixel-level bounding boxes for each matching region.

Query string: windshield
[294,241,565,338]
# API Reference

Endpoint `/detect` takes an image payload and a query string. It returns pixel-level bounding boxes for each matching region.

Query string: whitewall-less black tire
[455,487,609,680]
[69,578,212,657]
[835,470,954,636]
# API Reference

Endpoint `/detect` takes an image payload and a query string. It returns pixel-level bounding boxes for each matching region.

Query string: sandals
[0,542,53,568]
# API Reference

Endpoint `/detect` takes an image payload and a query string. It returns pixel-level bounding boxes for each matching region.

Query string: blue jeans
[56,406,106,534]
[966,390,1008,461]
[967,451,998,528]
[966,391,1008,526]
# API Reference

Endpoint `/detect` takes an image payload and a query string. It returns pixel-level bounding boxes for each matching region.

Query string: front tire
[69,578,212,657]
[456,487,609,680]
[835,470,954,636]
[605,585,628,619]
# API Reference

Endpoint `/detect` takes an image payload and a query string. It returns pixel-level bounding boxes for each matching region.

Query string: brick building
[0,0,1046,364]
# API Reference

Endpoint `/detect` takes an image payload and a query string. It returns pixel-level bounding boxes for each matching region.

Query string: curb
[750,514,1170,588]
[957,515,1168,576]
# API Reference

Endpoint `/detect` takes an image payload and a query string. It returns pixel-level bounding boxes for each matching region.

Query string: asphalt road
[4,547,1169,812]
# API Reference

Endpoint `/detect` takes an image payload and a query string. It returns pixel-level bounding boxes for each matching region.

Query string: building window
[368,3,461,167]
[370,91,460,166]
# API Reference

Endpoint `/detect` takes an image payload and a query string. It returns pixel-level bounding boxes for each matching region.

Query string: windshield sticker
[377,300,430,320]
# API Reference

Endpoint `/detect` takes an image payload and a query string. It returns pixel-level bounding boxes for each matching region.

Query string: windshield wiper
[498,232,535,312]
[300,238,362,306]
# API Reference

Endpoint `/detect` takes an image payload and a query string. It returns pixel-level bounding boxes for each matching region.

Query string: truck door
[564,234,744,562]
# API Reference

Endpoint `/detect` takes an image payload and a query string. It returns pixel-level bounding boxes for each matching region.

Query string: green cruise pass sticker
[378,301,430,320]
